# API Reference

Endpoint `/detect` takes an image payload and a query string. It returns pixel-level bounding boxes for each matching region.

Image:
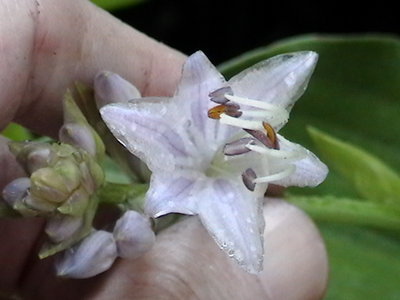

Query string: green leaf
[321,224,400,300]
[1,122,33,141]
[91,0,145,11]
[308,127,400,204]
[288,195,400,232]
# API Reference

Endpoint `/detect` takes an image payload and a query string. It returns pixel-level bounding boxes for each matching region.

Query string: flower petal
[145,172,200,217]
[175,51,236,147]
[196,178,265,273]
[100,101,196,173]
[229,51,318,113]
[270,134,328,187]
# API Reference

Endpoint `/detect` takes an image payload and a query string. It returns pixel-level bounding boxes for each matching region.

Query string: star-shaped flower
[99,51,328,273]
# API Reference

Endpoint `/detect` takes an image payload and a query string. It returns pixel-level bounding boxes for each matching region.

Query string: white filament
[253,165,296,183]
[220,114,264,130]
[246,144,305,160]
[224,94,289,127]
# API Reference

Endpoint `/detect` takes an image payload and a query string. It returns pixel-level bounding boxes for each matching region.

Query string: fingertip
[260,198,328,300]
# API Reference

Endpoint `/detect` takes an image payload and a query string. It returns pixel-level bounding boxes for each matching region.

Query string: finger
[0,0,184,289]
[0,0,185,136]
[0,137,45,293]
[18,199,328,300]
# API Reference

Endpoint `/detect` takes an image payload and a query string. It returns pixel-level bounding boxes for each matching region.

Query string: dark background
[114,0,399,64]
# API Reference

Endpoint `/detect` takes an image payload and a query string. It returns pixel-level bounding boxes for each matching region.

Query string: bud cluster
[56,210,155,278]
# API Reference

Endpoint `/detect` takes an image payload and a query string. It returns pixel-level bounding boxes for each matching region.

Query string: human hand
[0,0,328,299]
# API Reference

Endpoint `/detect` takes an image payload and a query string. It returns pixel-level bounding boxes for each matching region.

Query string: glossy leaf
[288,195,400,232]
[321,224,400,300]
[91,0,145,11]
[308,126,400,204]
[1,123,33,141]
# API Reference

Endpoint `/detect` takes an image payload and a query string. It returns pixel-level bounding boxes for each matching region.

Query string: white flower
[99,51,328,273]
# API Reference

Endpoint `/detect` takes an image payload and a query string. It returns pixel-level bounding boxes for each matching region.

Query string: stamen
[246,144,306,160]
[244,129,276,149]
[223,137,255,156]
[225,94,289,126]
[209,87,233,104]
[219,114,263,130]
[225,94,288,113]
[253,165,296,184]
[242,168,257,191]
[208,103,242,119]
[263,122,279,149]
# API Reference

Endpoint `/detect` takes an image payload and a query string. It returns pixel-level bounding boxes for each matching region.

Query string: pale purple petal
[269,134,328,187]
[145,173,200,217]
[229,52,318,112]
[175,51,237,147]
[101,102,194,173]
[196,178,265,273]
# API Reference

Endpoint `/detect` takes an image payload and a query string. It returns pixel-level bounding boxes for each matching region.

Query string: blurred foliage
[220,35,400,299]
[91,0,145,11]
[1,122,33,141]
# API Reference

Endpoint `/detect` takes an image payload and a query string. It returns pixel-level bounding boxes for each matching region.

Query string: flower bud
[30,160,81,205]
[4,141,104,222]
[46,215,83,243]
[113,211,155,259]
[1,178,38,216]
[57,186,90,216]
[94,71,141,109]
[9,142,56,174]
[62,94,105,161]
[59,123,97,157]
[2,177,30,207]
[56,230,117,278]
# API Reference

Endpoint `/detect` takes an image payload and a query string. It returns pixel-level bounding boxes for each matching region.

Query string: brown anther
[208,105,227,119]
[208,103,242,119]
[262,122,279,149]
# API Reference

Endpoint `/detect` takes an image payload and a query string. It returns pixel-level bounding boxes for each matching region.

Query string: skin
[0,0,328,299]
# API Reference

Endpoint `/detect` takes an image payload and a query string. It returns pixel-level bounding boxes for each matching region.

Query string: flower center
[207,86,304,191]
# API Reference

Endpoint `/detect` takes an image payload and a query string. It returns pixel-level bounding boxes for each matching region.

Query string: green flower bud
[6,142,104,219]
[30,162,80,205]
